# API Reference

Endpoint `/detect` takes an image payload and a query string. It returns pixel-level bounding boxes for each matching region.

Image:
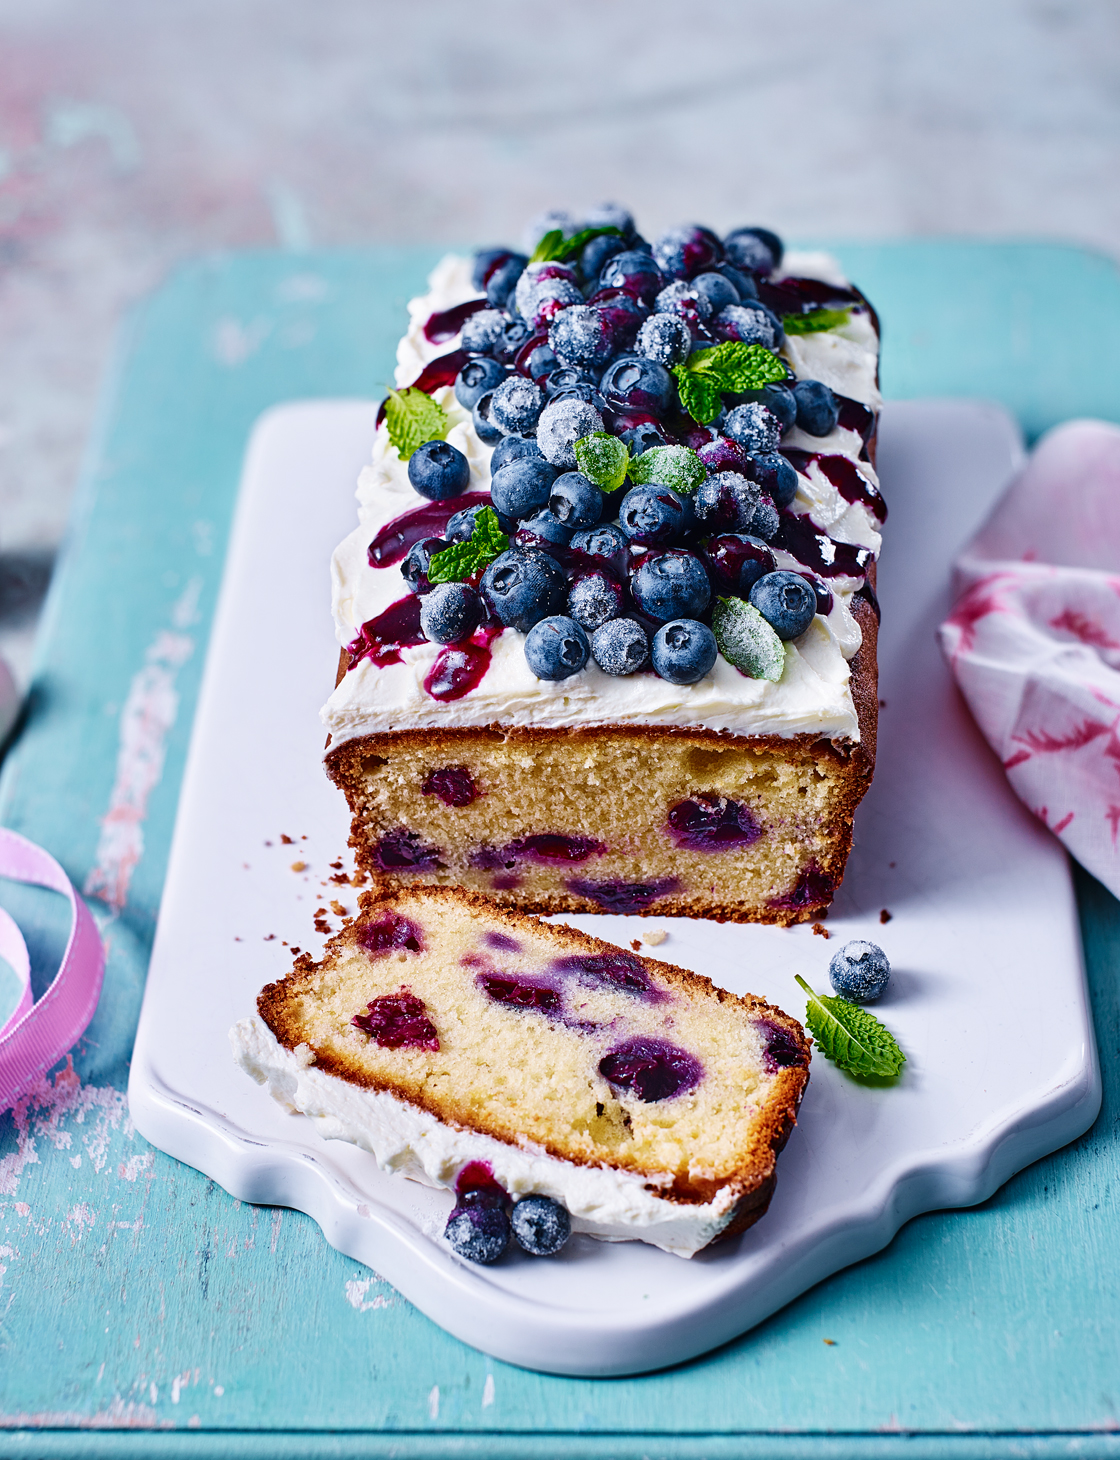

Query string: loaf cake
[322,209,883,923]
[231,887,810,1256]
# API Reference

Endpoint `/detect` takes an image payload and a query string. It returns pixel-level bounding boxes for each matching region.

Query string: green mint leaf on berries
[688,341,790,392]
[573,431,630,491]
[427,507,508,585]
[530,225,622,265]
[627,444,707,496]
[671,366,723,425]
[783,307,851,337]
[711,598,786,681]
[795,976,906,1081]
[384,387,450,460]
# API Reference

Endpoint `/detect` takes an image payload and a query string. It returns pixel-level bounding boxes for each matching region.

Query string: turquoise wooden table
[2,241,1120,1459]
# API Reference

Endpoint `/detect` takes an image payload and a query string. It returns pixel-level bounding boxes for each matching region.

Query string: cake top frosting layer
[322,215,882,749]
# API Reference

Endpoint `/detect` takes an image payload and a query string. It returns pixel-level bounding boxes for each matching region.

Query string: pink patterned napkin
[940,420,1120,896]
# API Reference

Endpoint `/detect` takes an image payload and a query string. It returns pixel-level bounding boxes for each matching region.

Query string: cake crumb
[314,918,331,934]
[329,872,350,885]
[878,699,887,709]
[642,929,668,946]
[234,936,242,942]
[330,900,347,917]
[329,860,344,870]
[264,841,272,847]
[280,834,294,844]
[631,939,642,951]
[812,922,830,939]
[290,947,301,955]
[823,1338,837,1346]
[264,934,276,941]
[291,861,307,872]
[880,908,893,924]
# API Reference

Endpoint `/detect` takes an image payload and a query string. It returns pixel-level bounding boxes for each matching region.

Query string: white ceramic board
[128,398,1101,1378]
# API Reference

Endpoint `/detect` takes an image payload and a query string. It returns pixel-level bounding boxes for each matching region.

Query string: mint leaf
[672,366,723,425]
[529,228,565,264]
[795,976,905,1081]
[783,307,851,336]
[530,225,622,265]
[711,598,786,681]
[573,431,630,491]
[628,444,707,496]
[688,341,790,392]
[384,387,450,460]
[427,507,508,585]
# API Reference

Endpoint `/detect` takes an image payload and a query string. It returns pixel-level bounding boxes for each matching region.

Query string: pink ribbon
[0,828,106,1113]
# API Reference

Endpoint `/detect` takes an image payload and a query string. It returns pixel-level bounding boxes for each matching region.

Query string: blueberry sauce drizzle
[424,625,503,702]
[347,595,425,669]
[423,298,487,345]
[782,450,887,524]
[771,511,873,580]
[357,910,424,956]
[756,276,861,315]
[752,1017,809,1073]
[422,765,479,807]
[598,1037,702,1103]
[564,878,681,912]
[666,794,762,851]
[367,493,491,570]
[352,987,439,1051]
[455,1160,508,1208]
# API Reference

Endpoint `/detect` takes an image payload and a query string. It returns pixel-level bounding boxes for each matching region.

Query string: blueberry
[455,356,506,411]
[524,615,590,680]
[691,271,741,313]
[619,419,669,457]
[581,231,626,282]
[445,1204,510,1264]
[481,549,566,631]
[513,511,573,550]
[618,485,686,546]
[792,379,839,436]
[511,1195,572,1256]
[567,571,624,630]
[703,534,776,597]
[591,617,649,676]
[408,439,470,500]
[723,227,783,274]
[631,549,711,622]
[549,471,604,528]
[489,374,545,436]
[714,302,781,349]
[714,261,759,301]
[545,365,598,398]
[495,317,533,362]
[600,356,674,417]
[651,619,718,684]
[828,939,891,1003]
[548,383,607,416]
[725,402,782,454]
[459,308,507,356]
[472,392,504,445]
[733,383,796,431]
[597,249,663,303]
[696,435,748,475]
[635,313,691,368]
[489,456,557,519]
[570,523,628,567]
[471,247,511,292]
[749,570,818,640]
[536,398,605,469]
[652,224,723,280]
[420,582,485,644]
[514,261,579,318]
[749,494,780,542]
[486,253,528,309]
[521,340,559,382]
[693,471,760,533]
[654,280,712,322]
[522,278,584,332]
[748,451,799,509]
[490,434,544,472]
[444,506,487,543]
[549,305,614,369]
[401,535,447,594]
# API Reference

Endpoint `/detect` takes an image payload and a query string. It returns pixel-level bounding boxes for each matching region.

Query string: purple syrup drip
[375,350,470,427]
[423,298,487,345]
[352,987,439,1051]
[564,878,681,912]
[375,829,443,872]
[771,510,873,580]
[769,863,836,910]
[753,1017,808,1073]
[423,625,503,702]
[484,931,522,953]
[667,795,762,851]
[367,492,492,570]
[476,972,562,1017]
[757,275,861,315]
[835,395,877,444]
[551,952,658,999]
[347,595,425,671]
[471,834,607,869]
[782,450,887,524]
[598,1037,702,1103]
[421,765,479,808]
[357,910,424,956]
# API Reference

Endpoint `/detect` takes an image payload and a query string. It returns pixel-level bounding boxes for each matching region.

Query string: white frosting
[231,1016,740,1257]
[321,249,881,751]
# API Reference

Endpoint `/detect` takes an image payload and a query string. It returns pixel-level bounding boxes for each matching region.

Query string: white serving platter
[129,397,1101,1378]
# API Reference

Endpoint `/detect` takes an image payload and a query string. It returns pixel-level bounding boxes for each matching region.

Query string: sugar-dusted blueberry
[522,277,584,333]
[549,305,614,370]
[748,451,799,509]
[652,224,723,281]
[703,534,776,597]
[725,402,782,455]
[401,535,448,594]
[459,308,507,356]
[829,939,891,1003]
[420,582,485,645]
[536,398,605,469]
[600,355,674,417]
[445,1204,511,1264]
[635,313,691,367]
[481,549,566,632]
[723,227,782,274]
[524,615,590,680]
[472,392,504,445]
[570,522,628,567]
[749,494,780,542]
[567,570,624,631]
[714,302,781,349]
[618,485,686,546]
[489,374,545,436]
[599,1035,703,1102]
[490,456,557,519]
[693,470,761,533]
[490,434,543,472]
[750,570,818,640]
[597,249,664,303]
[696,435,748,475]
[511,1195,571,1257]
[455,356,506,412]
[654,279,713,323]
[632,549,711,622]
[591,617,650,676]
[581,230,626,282]
[619,419,670,457]
[650,618,718,684]
[485,253,528,309]
[514,260,578,316]
[549,472,604,529]
[792,379,839,436]
[513,511,574,552]
[734,383,796,431]
[408,439,470,500]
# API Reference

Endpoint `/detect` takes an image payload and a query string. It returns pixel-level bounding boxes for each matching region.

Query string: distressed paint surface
[0,245,1119,1455]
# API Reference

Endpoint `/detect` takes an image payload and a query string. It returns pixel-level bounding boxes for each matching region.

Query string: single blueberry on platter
[445,1204,511,1264]
[511,1195,572,1257]
[408,440,470,501]
[828,940,891,1002]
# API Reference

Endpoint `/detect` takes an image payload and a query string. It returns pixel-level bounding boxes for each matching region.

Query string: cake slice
[232,887,810,1257]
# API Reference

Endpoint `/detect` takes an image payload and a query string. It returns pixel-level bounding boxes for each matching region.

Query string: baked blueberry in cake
[231,887,810,1257]
[323,208,883,924]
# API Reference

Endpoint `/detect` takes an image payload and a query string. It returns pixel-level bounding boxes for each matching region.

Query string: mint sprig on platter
[426,507,508,585]
[671,342,789,424]
[529,224,623,266]
[795,975,906,1081]
[783,307,851,336]
[383,387,450,459]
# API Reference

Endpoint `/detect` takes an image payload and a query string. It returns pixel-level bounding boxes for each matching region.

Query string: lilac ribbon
[0,828,106,1113]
